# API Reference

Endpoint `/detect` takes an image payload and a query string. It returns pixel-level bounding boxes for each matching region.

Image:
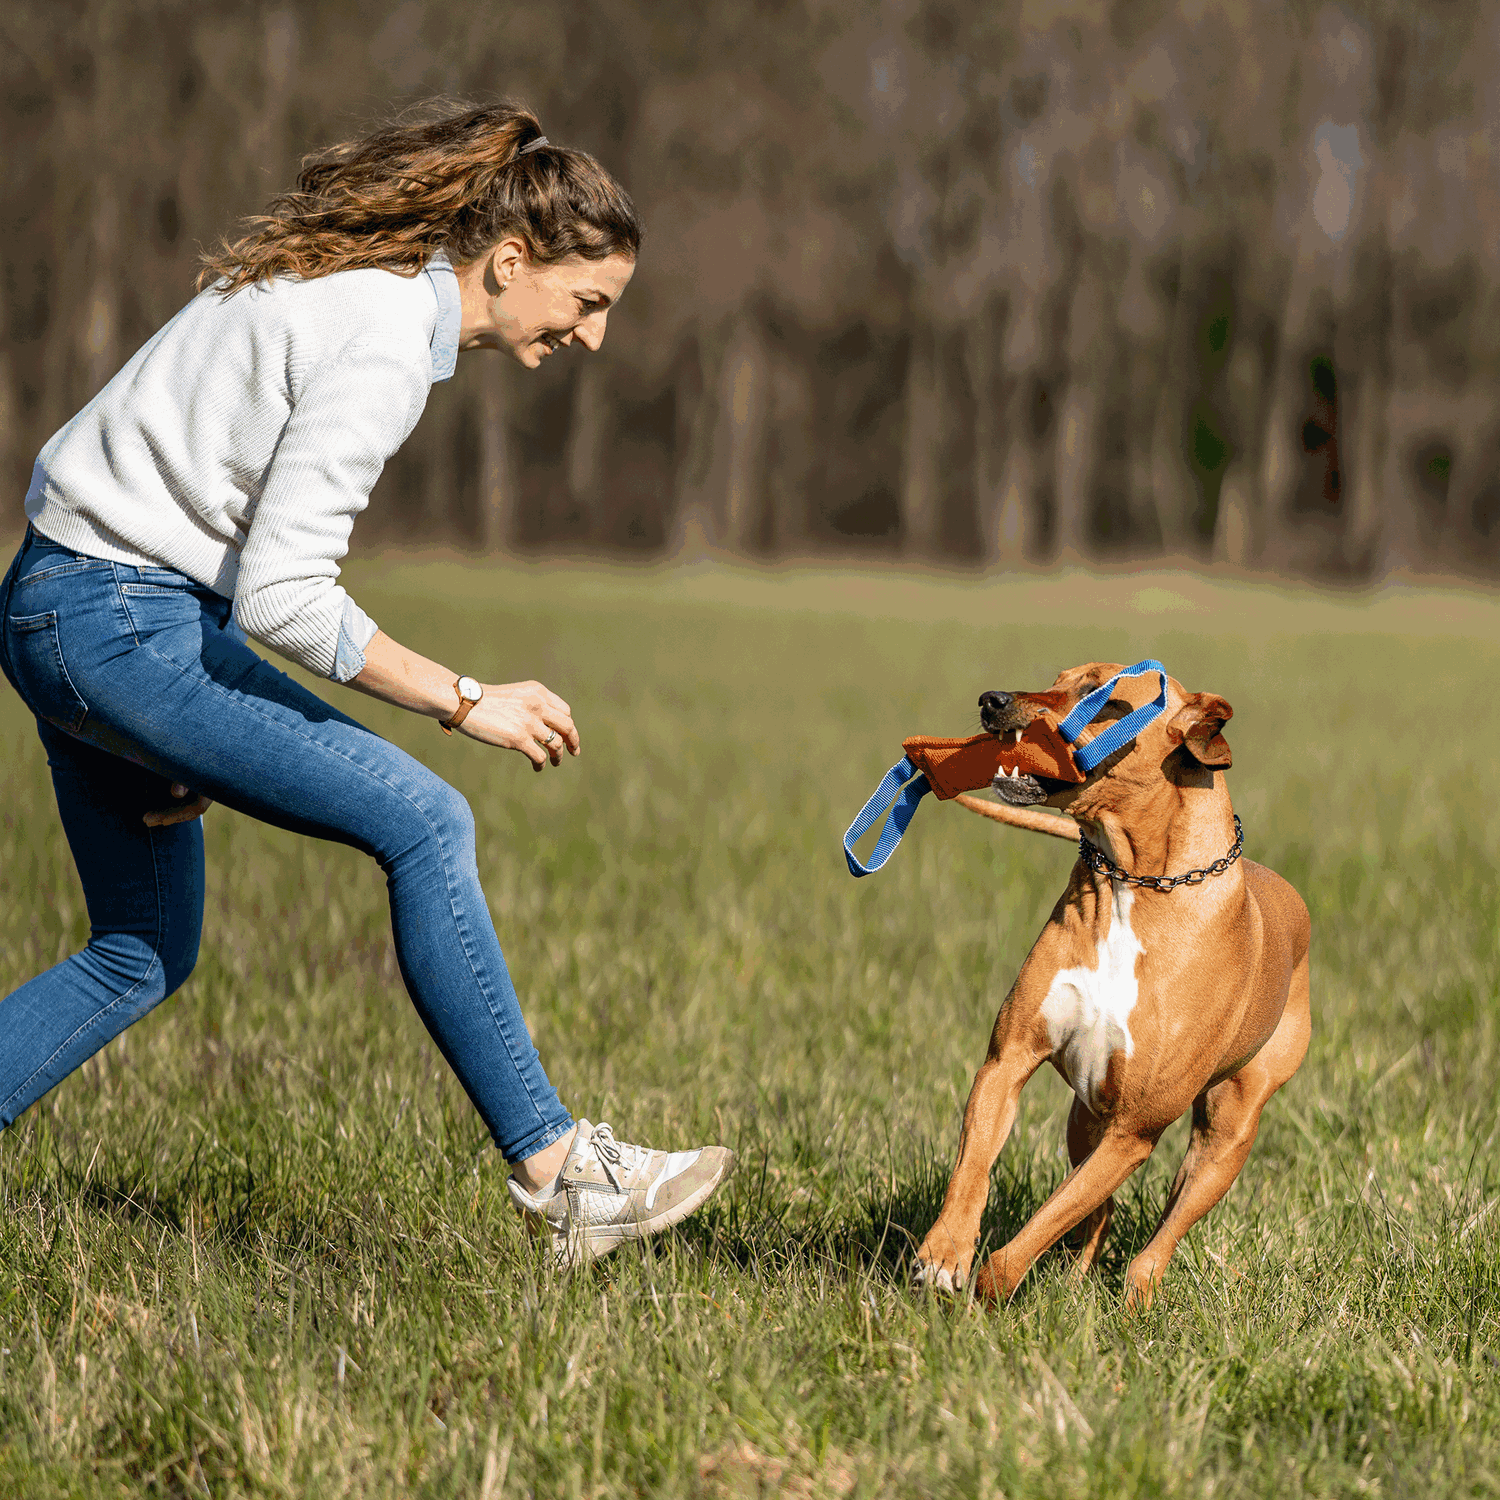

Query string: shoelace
[587,1122,638,1191]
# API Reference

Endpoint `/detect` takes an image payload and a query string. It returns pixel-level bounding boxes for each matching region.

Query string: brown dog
[913,663,1310,1307]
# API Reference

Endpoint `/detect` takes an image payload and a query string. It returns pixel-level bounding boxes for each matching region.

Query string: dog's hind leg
[973,1127,1157,1302]
[914,1041,1046,1292]
[1064,1099,1114,1276]
[1124,955,1311,1308]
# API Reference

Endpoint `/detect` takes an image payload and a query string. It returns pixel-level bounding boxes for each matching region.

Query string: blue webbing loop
[843,756,933,877]
[1058,658,1169,774]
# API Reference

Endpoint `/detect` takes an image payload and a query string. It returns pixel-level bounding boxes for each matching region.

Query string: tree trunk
[1118,243,1173,552]
[992,416,1038,563]
[1257,259,1335,571]
[766,351,815,554]
[1338,340,1392,579]
[668,339,716,557]
[900,321,942,557]
[0,274,17,501]
[1447,423,1500,571]
[1145,250,1205,553]
[1372,390,1422,575]
[250,10,298,169]
[1212,467,1252,567]
[988,289,1048,565]
[1051,268,1105,561]
[83,180,120,401]
[719,314,771,553]
[476,367,519,551]
[1213,336,1270,567]
[565,359,609,541]
[1052,385,1097,561]
[1333,247,1392,576]
[966,298,1010,564]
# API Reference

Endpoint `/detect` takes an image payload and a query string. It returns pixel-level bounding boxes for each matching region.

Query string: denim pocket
[118,579,209,648]
[10,556,114,589]
[6,610,89,732]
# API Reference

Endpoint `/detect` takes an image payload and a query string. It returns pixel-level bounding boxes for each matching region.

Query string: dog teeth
[1012,730,1023,744]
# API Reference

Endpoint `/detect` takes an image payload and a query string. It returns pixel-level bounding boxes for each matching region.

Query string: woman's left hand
[143,783,214,827]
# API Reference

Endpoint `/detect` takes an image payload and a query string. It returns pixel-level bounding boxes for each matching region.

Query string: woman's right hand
[458,679,580,770]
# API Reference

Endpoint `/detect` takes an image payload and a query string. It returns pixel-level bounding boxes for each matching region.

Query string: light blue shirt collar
[423,251,462,383]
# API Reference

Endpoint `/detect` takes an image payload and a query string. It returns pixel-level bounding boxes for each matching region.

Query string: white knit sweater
[25,255,462,681]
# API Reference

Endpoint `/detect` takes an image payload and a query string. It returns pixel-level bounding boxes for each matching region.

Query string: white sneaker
[507,1119,734,1266]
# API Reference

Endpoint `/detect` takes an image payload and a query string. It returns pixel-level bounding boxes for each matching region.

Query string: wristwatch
[440,675,484,735]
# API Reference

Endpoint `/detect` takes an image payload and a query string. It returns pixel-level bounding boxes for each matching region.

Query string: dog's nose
[979,691,1014,715]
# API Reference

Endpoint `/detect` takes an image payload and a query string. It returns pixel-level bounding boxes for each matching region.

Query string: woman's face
[463,240,635,369]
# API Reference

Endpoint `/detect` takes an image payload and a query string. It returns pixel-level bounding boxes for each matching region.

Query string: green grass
[2,556,1499,1498]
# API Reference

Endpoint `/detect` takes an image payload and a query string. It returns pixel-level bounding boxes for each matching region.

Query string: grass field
[2,556,1498,1498]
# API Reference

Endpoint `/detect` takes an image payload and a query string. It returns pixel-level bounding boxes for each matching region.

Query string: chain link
[1079,814,1243,891]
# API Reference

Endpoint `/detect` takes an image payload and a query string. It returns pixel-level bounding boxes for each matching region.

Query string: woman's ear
[1165,693,1234,767]
[492,237,528,289]
[485,238,526,294]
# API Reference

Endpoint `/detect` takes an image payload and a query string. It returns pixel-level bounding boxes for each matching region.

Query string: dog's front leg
[914,1033,1046,1292]
[975,1127,1156,1303]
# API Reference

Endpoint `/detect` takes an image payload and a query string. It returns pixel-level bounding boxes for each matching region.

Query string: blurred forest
[3,0,1499,577]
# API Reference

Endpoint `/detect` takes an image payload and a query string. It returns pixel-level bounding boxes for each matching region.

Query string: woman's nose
[575,312,607,352]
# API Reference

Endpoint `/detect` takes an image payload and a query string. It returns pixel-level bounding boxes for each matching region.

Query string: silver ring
[541,728,557,746]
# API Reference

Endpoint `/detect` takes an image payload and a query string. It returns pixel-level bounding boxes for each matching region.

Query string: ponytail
[198,100,640,295]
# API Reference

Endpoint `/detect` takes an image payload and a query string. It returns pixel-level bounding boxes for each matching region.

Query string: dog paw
[912,1259,964,1294]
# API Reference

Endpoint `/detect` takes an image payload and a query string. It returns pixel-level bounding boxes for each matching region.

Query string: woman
[0,102,731,1266]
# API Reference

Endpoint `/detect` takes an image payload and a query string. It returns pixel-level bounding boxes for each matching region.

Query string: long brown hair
[198,101,640,295]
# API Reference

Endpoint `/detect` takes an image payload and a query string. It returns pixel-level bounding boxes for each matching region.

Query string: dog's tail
[953,793,1078,842]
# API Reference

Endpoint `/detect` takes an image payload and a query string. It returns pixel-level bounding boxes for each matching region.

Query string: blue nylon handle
[1059,658,1169,773]
[843,756,933,877]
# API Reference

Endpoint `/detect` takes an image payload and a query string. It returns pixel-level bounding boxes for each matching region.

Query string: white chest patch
[1041,883,1144,1113]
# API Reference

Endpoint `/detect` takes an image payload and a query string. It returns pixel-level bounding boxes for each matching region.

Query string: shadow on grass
[676,1141,1180,1302]
[21,1137,403,1280]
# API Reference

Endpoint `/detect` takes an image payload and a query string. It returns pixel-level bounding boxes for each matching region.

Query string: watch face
[456,676,484,702]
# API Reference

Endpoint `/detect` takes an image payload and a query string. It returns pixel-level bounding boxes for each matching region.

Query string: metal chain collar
[1079,814,1244,892]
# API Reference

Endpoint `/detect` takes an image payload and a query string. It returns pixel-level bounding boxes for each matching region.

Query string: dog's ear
[1166,693,1234,768]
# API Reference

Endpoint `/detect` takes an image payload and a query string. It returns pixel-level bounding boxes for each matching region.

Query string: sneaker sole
[559,1149,736,1266]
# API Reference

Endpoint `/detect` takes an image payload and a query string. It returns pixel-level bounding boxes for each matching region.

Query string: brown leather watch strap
[440,678,481,736]
[440,700,474,735]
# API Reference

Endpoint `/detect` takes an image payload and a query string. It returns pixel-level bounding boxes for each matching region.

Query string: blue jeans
[0,528,573,1161]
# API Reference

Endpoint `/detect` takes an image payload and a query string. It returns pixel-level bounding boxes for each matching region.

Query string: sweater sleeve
[232,336,431,680]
